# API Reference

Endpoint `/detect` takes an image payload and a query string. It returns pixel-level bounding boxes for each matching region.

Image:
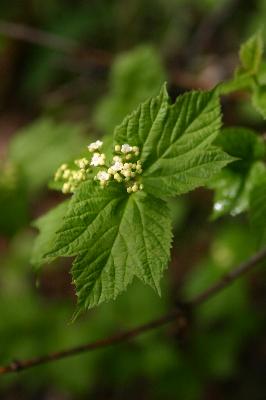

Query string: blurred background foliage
[0,0,265,399]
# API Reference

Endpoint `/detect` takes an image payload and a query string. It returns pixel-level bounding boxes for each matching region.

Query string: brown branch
[0,310,183,375]
[0,20,78,53]
[0,247,265,375]
[0,21,112,66]
[190,247,266,305]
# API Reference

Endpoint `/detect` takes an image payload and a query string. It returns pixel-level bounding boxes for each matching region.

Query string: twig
[190,247,266,305]
[0,20,78,53]
[0,310,183,375]
[0,247,265,375]
[0,21,112,66]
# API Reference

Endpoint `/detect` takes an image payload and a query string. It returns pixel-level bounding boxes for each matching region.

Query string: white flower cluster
[54,140,144,194]
[54,161,89,193]
[94,143,144,193]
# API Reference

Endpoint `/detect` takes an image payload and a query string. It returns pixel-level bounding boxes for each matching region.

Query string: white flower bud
[114,144,121,152]
[63,169,71,179]
[54,171,61,181]
[111,161,123,171]
[132,146,139,153]
[114,173,122,182]
[113,156,122,162]
[127,187,132,193]
[121,144,132,153]
[62,182,71,193]
[88,140,103,152]
[96,171,110,182]
[90,153,106,166]
[122,170,131,178]
[75,158,89,169]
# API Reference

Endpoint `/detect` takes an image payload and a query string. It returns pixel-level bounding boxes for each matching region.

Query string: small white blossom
[54,171,61,181]
[72,170,86,181]
[114,173,122,182]
[121,144,133,153]
[132,146,139,153]
[96,171,110,182]
[114,144,121,152]
[75,158,89,169]
[90,153,106,166]
[63,169,72,180]
[126,182,143,194]
[111,161,123,172]
[88,140,103,152]
[62,182,71,193]
[113,156,122,162]
[55,163,69,180]
[121,170,131,178]
[132,184,138,192]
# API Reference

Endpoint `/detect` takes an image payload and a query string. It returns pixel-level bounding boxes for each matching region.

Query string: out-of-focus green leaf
[31,200,70,268]
[252,84,266,118]
[0,163,28,235]
[249,174,266,247]
[8,118,86,193]
[214,127,265,172]
[210,127,265,218]
[94,46,166,133]
[239,31,263,75]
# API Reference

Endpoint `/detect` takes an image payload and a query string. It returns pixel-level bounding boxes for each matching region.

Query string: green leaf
[144,146,233,197]
[31,200,70,268]
[210,127,265,219]
[252,84,266,119]
[8,118,86,193]
[218,33,264,96]
[47,181,172,311]
[115,86,232,197]
[239,32,263,75]
[250,175,266,247]
[217,74,253,96]
[210,170,246,219]
[214,127,265,172]
[33,86,236,312]
[209,162,265,219]
[0,163,28,236]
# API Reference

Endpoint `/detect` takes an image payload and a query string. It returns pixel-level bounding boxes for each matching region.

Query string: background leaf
[239,31,263,75]
[31,200,70,267]
[95,45,166,133]
[209,127,265,218]
[8,118,87,193]
[249,175,266,247]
